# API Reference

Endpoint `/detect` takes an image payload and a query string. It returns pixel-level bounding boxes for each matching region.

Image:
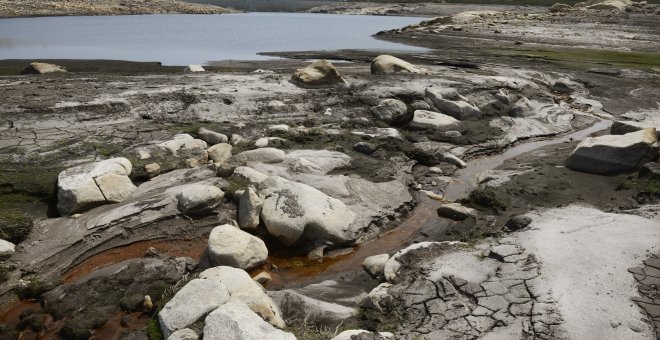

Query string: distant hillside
[0,0,233,18]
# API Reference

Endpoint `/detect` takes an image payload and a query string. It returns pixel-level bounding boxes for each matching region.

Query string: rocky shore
[0,0,232,18]
[0,1,659,340]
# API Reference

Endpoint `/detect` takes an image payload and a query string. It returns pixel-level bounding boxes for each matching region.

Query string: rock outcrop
[57,158,136,216]
[565,128,658,174]
[425,88,482,120]
[207,224,268,270]
[21,62,67,74]
[291,60,347,88]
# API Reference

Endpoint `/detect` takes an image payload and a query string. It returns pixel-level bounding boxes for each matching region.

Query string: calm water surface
[0,13,425,65]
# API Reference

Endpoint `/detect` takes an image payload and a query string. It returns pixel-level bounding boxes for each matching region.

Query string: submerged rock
[370,54,427,75]
[291,60,347,88]
[22,62,67,74]
[208,224,268,270]
[57,158,136,216]
[565,128,658,174]
[203,300,296,340]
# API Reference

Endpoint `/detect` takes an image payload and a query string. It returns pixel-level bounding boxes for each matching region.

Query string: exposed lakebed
[0,13,425,65]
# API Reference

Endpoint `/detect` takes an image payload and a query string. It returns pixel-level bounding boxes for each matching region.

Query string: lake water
[0,13,425,65]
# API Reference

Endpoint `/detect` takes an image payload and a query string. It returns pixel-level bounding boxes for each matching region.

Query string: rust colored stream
[263,198,444,289]
[63,237,209,283]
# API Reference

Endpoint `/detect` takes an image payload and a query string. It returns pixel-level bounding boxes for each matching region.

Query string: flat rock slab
[516,205,659,340]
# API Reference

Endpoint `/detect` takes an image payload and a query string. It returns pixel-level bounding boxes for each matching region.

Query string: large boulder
[425,88,482,120]
[199,266,285,328]
[158,278,230,338]
[258,176,357,246]
[565,128,658,174]
[408,110,459,130]
[370,55,427,75]
[238,186,263,230]
[21,62,67,74]
[172,184,224,215]
[371,99,408,124]
[57,158,136,216]
[291,60,347,88]
[203,300,296,340]
[208,224,268,270]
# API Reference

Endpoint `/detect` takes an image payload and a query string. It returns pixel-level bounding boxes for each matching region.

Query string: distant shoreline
[0,0,234,19]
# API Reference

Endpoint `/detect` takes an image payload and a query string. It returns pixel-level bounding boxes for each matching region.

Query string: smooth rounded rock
[208,224,268,270]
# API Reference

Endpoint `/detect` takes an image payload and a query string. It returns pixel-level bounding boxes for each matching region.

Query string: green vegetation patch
[493,47,660,72]
[465,187,509,211]
[619,177,660,194]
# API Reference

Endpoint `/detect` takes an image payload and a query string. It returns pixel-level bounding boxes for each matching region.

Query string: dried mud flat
[0,2,660,340]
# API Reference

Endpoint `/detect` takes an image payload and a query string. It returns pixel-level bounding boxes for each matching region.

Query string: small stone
[144,163,161,175]
[185,158,199,168]
[505,215,532,231]
[429,167,443,174]
[253,272,272,284]
[437,203,477,221]
[353,142,377,155]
